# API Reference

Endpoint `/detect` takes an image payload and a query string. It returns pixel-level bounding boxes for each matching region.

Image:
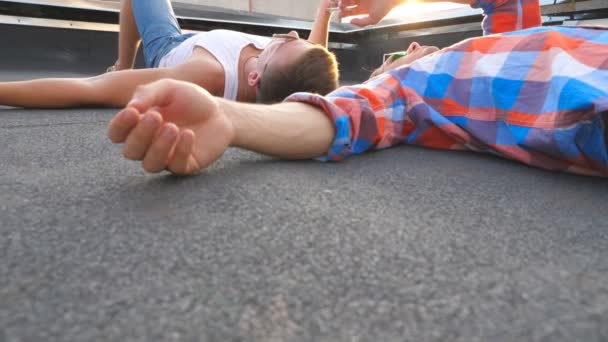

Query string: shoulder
[200,29,246,39]
[169,53,225,96]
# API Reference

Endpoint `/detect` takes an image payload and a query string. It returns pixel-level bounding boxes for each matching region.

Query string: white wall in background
[181,0,317,20]
[98,0,318,20]
[182,0,249,11]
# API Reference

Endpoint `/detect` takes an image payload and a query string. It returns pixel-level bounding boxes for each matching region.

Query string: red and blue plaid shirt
[287,2,608,176]
[472,0,541,35]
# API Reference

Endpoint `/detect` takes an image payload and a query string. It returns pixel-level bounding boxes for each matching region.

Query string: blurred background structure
[4,0,608,83]
[99,0,321,20]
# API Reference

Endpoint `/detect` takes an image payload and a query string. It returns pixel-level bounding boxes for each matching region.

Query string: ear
[248,71,261,88]
[406,42,421,54]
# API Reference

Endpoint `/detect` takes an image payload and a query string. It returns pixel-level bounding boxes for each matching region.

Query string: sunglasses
[383,51,409,63]
[271,33,300,41]
[270,33,316,47]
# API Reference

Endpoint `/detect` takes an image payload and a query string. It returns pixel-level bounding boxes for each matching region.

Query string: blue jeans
[132,0,195,68]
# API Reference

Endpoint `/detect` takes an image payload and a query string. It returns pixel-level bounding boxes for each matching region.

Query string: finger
[349,15,381,27]
[127,80,177,114]
[339,5,366,19]
[141,123,179,173]
[339,0,356,6]
[108,107,140,143]
[167,129,196,175]
[122,111,163,161]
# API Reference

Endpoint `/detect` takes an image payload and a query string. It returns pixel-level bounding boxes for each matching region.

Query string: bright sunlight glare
[385,1,468,18]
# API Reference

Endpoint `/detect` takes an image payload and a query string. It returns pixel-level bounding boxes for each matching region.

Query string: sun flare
[385,1,468,19]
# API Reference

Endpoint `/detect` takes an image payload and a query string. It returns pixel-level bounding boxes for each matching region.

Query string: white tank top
[158,30,271,101]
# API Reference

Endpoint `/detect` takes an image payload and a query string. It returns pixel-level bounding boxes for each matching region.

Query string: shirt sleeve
[284,74,410,162]
[470,0,541,35]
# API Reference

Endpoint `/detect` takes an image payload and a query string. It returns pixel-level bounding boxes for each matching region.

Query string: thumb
[127,80,176,113]
[339,5,365,19]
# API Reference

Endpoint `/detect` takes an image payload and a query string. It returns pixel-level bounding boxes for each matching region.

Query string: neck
[237,47,261,102]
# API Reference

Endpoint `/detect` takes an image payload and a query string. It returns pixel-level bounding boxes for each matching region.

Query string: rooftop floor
[1,7,608,342]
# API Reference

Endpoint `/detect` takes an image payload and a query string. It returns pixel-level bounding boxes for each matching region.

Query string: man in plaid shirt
[108,0,608,177]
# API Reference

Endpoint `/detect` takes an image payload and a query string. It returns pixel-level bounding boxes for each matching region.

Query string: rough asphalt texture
[1,64,608,342]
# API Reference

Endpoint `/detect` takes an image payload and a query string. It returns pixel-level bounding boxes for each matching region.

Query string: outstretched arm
[0,69,170,108]
[108,79,335,175]
[308,0,335,47]
[0,78,93,109]
[0,59,221,108]
[0,69,162,108]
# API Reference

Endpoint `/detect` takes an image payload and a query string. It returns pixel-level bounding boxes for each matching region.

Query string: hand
[338,0,401,26]
[107,79,235,175]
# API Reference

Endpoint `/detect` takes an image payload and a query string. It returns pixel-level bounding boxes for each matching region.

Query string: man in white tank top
[0,0,338,108]
[156,30,272,101]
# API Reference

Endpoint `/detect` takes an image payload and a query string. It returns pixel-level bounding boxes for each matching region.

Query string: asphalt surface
[2,60,608,342]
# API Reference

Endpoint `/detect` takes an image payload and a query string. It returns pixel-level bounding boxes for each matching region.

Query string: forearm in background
[0,79,95,109]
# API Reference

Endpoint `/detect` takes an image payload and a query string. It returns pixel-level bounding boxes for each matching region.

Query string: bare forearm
[224,100,335,159]
[0,67,180,109]
[309,1,333,46]
[0,78,96,108]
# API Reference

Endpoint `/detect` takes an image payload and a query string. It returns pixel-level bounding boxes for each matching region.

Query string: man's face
[394,42,440,65]
[256,31,315,76]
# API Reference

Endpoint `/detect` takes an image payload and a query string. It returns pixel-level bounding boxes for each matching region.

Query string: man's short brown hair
[256,46,339,104]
